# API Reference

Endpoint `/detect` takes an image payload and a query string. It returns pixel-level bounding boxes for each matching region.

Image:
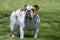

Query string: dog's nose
[27,10,30,12]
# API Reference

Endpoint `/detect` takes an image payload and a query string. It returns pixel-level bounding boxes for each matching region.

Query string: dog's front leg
[19,27,24,39]
[34,28,39,38]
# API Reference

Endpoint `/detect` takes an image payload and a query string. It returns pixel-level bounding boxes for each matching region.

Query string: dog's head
[24,5,39,20]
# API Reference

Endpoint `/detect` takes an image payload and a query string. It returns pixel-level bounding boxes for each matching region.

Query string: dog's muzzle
[25,10,32,20]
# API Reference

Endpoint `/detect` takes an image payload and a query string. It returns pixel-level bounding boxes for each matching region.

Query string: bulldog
[10,5,40,39]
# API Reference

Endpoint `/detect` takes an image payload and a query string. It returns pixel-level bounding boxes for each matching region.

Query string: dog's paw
[12,35,14,37]
[20,37,24,40]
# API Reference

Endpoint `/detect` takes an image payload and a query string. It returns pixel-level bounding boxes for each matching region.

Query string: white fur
[10,5,40,39]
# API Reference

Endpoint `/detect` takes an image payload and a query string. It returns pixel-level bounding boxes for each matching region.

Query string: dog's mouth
[25,15,32,20]
[25,14,32,20]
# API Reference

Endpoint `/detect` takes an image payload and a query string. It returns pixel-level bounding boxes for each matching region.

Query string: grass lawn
[0,0,60,40]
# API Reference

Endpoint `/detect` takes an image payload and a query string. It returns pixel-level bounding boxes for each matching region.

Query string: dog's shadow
[16,31,34,38]
[24,33,34,38]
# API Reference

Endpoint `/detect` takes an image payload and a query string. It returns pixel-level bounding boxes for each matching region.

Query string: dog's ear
[24,4,27,8]
[33,5,39,11]
[24,4,27,11]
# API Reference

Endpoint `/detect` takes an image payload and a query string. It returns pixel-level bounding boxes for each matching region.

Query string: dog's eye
[31,9,34,12]
[31,9,34,11]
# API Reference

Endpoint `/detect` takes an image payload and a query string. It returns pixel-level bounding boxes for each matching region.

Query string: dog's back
[10,9,22,25]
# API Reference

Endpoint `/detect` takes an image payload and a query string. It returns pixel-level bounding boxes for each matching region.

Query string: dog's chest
[25,19,36,29]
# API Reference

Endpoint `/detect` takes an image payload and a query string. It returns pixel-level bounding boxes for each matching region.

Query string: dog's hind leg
[10,21,15,37]
[16,26,20,36]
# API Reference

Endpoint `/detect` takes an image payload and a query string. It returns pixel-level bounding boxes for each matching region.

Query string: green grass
[0,0,60,40]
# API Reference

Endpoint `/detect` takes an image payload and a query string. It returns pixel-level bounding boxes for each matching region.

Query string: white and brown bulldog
[10,5,40,39]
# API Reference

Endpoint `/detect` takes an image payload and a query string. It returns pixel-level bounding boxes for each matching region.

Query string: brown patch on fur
[32,5,39,17]
[32,7,37,17]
